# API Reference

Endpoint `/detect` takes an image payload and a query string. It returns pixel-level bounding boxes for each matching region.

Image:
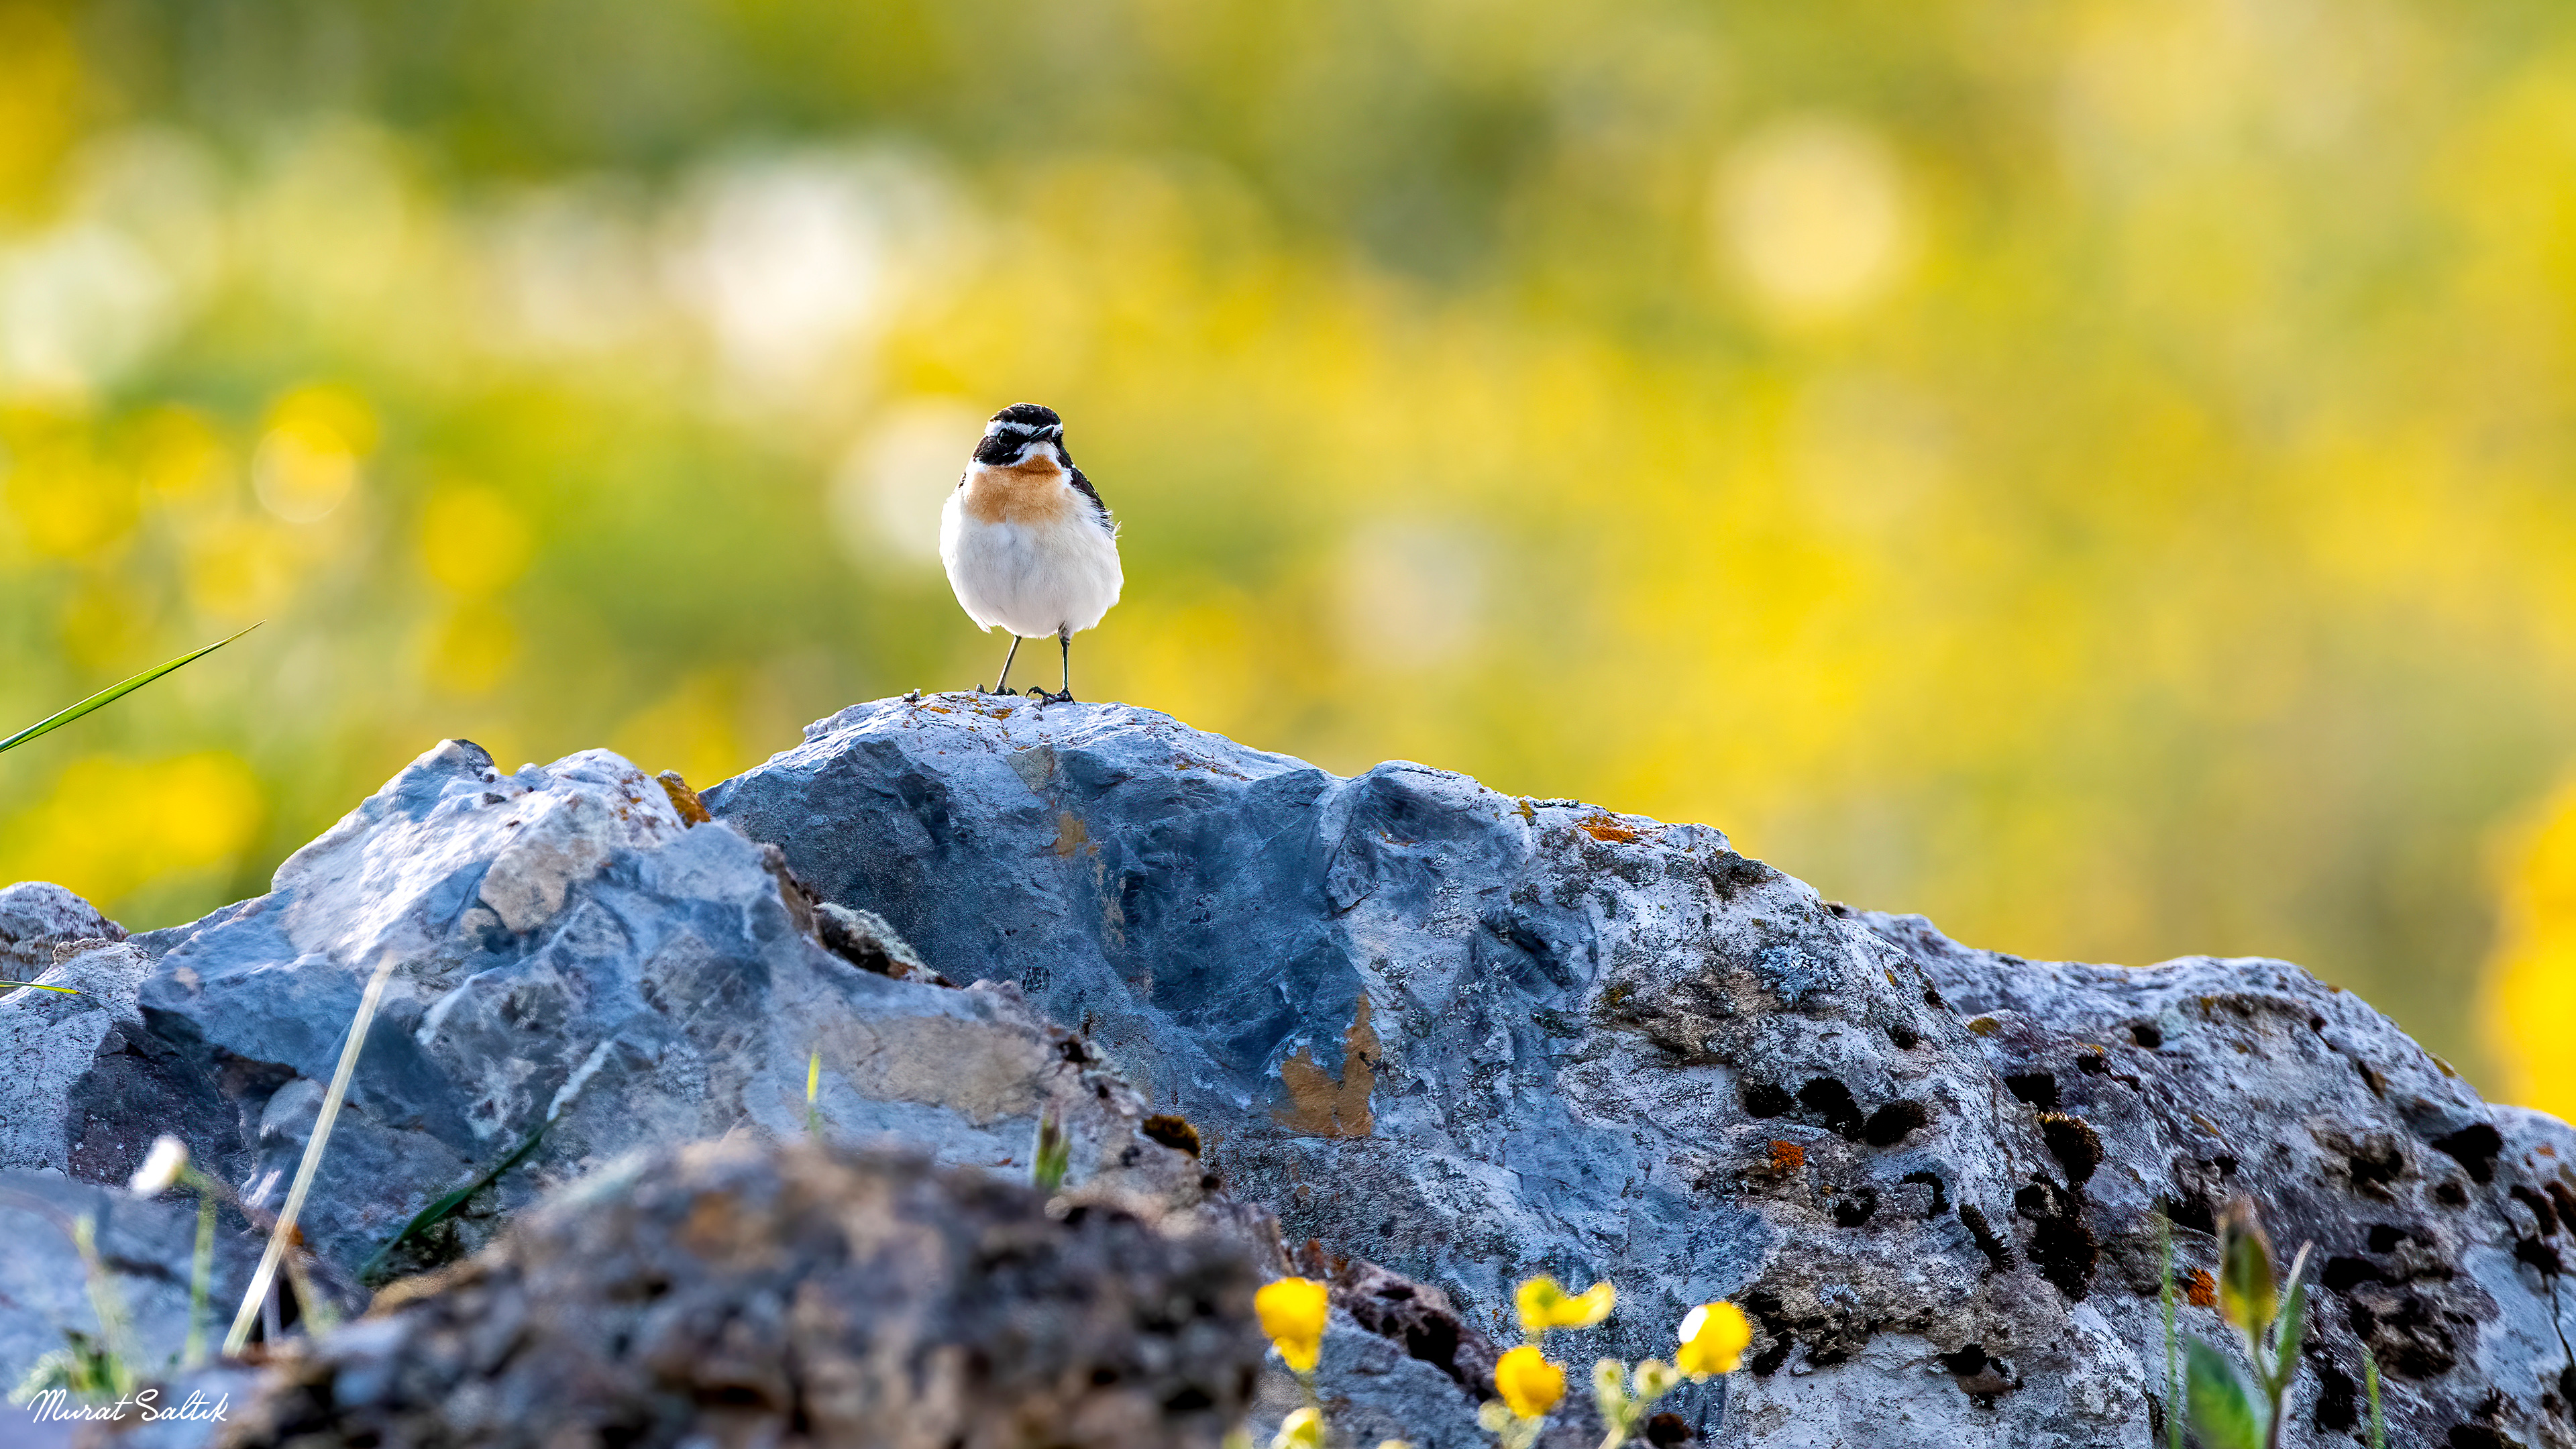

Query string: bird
[939,403,1122,702]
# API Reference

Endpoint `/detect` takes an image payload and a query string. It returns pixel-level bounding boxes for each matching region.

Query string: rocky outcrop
[31,740,1205,1283]
[182,1137,1263,1449]
[6,694,2572,1447]
[706,695,2576,1448]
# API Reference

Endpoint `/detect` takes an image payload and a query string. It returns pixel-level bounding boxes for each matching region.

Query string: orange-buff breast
[961,460,1076,527]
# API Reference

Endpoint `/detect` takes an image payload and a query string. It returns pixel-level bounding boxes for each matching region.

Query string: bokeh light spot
[831,400,982,563]
[0,752,262,911]
[421,483,535,596]
[254,384,377,523]
[0,3,83,207]
[2485,782,2576,1121]
[5,437,138,558]
[1715,116,1915,322]
[1338,521,1488,672]
[128,406,232,502]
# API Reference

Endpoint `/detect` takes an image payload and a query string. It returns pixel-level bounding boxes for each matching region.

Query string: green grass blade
[2271,1242,2312,1391]
[1,981,83,994]
[0,625,261,756]
[357,1121,549,1287]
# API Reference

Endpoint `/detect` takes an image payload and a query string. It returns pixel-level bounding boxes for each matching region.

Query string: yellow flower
[1271,1407,1326,1449]
[1495,1344,1566,1419]
[1257,1277,1330,1373]
[1515,1274,1616,1333]
[1675,1301,1752,1379]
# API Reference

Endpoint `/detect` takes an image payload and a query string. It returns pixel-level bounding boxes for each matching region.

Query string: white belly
[940,494,1124,639]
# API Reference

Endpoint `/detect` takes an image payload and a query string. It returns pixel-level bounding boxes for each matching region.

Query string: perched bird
[940,403,1123,702]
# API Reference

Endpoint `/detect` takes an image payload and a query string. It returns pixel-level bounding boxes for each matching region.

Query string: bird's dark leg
[1030,630,1077,704]
[987,636,1023,695]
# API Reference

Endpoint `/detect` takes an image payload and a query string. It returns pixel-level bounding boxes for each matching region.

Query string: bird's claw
[1026,687,1076,705]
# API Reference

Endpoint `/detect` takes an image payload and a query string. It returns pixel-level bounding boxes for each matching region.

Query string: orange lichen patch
[959,458,1076,526]
[656,770,712,827]
[1768,1140,1807,1173]
[2184,1268,2217,1308]
[1577,814,1642,843]
[1051,811,1089,857]
[1275,996,1379,1138]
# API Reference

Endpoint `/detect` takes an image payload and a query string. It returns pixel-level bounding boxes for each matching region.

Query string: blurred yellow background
[3,0,2574,1114]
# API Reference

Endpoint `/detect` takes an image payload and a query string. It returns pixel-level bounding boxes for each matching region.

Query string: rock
[0,1173,261,1419]
[3,941,153,1177]
[703,694,2576,1448]
[12,694,2573,1446]
[32,739,1205,1321]
[0,881,126,977]
[1882,919,2576,1449]
[168,1137,1264,1449]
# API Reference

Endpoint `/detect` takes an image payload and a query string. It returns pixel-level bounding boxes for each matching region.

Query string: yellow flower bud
[1271,1406,1326,1449]
[1256,1277,1330,1374]
[1675,1301,1751,1379]
[1634,1357,1679,1401]
[1495,1344,1566,1419]
[1593,1357,1625,1398]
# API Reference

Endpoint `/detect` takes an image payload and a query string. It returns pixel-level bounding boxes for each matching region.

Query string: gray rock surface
[22,739,1204,1324]
[1881,920,2576,1449]
[0,881,127,977]
[3,943,153,1178]
[0,1173,260,1411]
[702,694,2576,1448]
[9,694,2573,1447]
[164,1138,1263,1449]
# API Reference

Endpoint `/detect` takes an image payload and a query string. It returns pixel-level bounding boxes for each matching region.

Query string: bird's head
[973,403,1068,468]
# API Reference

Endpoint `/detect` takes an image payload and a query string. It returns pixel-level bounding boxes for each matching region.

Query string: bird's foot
[1026,687,1077,705]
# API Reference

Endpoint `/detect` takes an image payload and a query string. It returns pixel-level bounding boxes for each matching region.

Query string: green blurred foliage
[5,0,2576,1095]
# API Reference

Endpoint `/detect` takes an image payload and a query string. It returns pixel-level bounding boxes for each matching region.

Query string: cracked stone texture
[154,1138,1263,1449]
[702,694,2576,1448]
[1,737,1205,1397]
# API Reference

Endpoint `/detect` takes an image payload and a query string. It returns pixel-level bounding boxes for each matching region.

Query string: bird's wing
[1067,466,1112,526]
